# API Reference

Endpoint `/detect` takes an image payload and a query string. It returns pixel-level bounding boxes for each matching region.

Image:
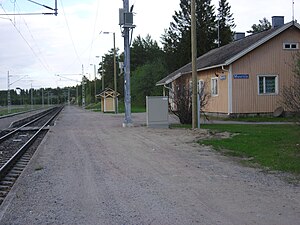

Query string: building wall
[169,26,300,116]
[231,26,300,114]
[198,68,229,114]
[170,68,230,114]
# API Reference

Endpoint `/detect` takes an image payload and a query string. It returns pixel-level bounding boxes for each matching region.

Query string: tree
[217,0,235,47]
[281,52,300,114]
[169,77,210,124]
[162,0,217,73]
[131,35,164,71]
[100,48,120,90]
[247,17,271,34]
[131,60,167,106]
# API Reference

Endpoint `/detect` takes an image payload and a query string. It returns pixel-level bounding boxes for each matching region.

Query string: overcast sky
[0,0,299,90]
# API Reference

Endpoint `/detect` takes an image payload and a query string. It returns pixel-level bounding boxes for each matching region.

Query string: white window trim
[283,42,299,50]
[211,77,218,96]
[257,75,279,95]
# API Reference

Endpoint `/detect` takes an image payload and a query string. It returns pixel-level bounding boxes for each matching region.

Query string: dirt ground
[0,106,299,225]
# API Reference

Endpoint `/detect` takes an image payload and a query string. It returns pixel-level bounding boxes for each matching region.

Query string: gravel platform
[0,106,299,225]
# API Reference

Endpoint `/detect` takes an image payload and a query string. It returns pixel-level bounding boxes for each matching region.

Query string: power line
[87,0,100,66]
[0,4,51,73]
[59,0,82,65]
[14,0,52,72]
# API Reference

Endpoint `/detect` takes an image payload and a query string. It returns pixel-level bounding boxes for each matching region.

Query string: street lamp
[102,31,117,114]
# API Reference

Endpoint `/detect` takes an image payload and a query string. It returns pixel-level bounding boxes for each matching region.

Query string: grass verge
[0,105,45,116]
[198,124,300,174]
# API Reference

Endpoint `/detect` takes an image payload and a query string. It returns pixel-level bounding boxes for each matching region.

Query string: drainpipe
[224,65,233,116]
[163,84,172,96]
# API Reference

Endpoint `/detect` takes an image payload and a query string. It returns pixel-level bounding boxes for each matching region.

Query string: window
[211,78,218,96]
[258,75,278,95]
[283,42,299,50]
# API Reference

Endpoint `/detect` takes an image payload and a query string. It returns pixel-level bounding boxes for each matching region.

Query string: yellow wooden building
[157,18,300,117]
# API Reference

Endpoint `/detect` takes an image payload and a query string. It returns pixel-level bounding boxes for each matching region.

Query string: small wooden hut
[96,88,119,112]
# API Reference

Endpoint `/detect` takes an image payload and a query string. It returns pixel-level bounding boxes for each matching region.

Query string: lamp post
[103,31,117,114]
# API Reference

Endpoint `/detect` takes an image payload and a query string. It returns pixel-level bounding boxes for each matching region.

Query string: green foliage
[199,124,300,174]
[131,35,164,71]
[131,60,167,106]
[100,48,120,91]
[162,0,219,72]
[217,0,235,46]
[129,35,167,106]
[247,17,271,34]
[118,101,146,113]
[281,52,300,113]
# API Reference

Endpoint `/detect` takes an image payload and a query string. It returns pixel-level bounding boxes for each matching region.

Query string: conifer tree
[217,0,235,46]
[247,18,271,34]
[162,0,217,72]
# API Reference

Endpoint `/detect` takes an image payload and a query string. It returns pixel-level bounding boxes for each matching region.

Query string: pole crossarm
[55,74,80,83]
[9,75,29,86]
[0,0,58,16]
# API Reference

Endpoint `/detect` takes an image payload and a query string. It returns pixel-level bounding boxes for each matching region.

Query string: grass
[222,116,299,122]
[198,124,300,174]
[118,102,146,113]
[0,105,45,116]
[84,101,146,113]
[205,115,299,122]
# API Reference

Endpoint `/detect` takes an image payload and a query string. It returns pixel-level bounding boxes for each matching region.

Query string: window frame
[283,42,299,50]
[257,75,279,95]
[211,77,218,96]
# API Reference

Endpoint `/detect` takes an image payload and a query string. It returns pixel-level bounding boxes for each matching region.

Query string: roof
[156,21,300,86]
[96,87,120,98]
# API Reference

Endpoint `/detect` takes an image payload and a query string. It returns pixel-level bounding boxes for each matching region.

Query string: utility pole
[113,32,117,114]
[30,83,33,110]
[42,88,44,107]
[191,0,198,129]
[93,64,97,103]
[82,65,85,108]
[101,57,105,90]
[7,71,28,113]
[120,0,135,126]
[7,71,11,113]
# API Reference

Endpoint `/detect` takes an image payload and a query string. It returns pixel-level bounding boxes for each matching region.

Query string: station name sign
[234,74,249,79]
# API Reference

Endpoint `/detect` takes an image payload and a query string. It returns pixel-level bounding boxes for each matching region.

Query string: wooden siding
[231,26,300,114]
[198,68,229,113]
[171,69,229,114]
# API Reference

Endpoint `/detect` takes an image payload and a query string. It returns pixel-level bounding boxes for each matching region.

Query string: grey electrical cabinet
[146,96,169,128]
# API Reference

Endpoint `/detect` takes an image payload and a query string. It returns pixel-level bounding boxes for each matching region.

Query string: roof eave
[225,22,295,65]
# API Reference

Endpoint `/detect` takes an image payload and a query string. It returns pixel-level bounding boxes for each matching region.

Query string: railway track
[0,106,63,204]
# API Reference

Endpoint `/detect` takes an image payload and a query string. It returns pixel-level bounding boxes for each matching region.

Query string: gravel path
[0,106,299,225]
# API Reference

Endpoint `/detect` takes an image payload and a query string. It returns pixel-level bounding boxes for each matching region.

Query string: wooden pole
[191,0,198,129]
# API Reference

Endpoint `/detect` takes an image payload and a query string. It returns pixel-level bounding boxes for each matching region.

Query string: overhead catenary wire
[59,0,82,66]
[14,0,52,72]
[87,0,100,67]
[0,4,51,73]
